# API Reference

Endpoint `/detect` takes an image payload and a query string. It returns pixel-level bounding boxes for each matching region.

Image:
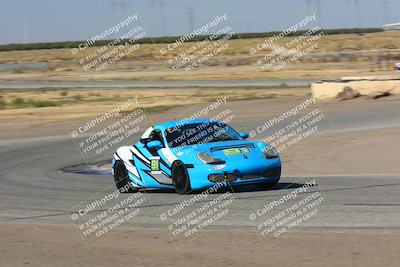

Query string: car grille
[241,167,281,180]
[241,174,261,180]
[208,173,237,183]
[208,167,281,183]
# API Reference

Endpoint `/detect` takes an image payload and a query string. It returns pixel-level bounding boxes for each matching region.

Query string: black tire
[113,161,137,193]
[172,162,191,195]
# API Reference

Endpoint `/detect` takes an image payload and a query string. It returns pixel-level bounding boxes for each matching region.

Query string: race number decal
[150,157,160,172]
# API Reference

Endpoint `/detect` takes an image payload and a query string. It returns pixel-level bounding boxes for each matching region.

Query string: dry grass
[0,31,399,82]
[1,31,400,64]
[0,87,309,123]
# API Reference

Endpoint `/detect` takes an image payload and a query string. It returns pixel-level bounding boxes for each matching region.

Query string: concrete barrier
[311,75,400,99]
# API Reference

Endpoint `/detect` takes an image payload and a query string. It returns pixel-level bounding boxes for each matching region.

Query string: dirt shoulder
[283,127,400,176]
[1,222,399,267]
[0,87,308,126]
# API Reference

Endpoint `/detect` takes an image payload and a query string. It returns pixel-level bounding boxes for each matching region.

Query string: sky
[0,0,399,45]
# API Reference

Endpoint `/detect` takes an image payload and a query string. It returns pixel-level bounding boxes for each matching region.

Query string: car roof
[154,118,218,131]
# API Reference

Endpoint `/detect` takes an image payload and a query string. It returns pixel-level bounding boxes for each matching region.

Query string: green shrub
[28,100,58,107]
[72,95,82,101]
[11,97,25,105]
[88,92,100,97]
[0,28,384,52]
[0,98,6,109]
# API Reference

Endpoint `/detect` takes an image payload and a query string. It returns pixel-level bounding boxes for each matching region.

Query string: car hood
[171,140,267,164]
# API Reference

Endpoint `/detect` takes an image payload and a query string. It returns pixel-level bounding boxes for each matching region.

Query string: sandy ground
[1,222,399,267]
[0,87,308,124]
[284,127,400,175]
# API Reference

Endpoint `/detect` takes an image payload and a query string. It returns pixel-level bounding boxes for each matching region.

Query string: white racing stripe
[115,146,140,179]
[130,146,150,165]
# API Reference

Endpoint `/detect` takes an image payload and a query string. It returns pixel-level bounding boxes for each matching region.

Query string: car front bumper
[187,157,282,189]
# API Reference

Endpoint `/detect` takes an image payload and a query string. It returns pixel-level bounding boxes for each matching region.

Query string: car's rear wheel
[172,162,191,195]
[113,161,137,193]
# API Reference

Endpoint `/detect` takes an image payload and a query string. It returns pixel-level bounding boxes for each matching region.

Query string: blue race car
[112,119,281,194]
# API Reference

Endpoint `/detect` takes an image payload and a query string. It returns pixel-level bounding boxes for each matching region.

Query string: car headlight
[197,152,225,164]
[263,145,279,159]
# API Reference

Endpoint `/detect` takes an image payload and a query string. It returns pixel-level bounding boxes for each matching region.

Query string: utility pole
[313,0,324,27]
[383,0,389,24]
[159,0,167,36]
[188,6,195,33]
[353,0,362,28]
[23,12,29,43]
[302,0,313,13]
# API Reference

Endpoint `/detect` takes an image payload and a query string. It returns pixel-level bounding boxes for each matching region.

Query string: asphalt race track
[1,101,399,231]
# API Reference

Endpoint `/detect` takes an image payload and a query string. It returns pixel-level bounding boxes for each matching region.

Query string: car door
[131,129,173,187]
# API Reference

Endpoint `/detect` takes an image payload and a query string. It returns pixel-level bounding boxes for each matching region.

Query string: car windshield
[165,122,241,148]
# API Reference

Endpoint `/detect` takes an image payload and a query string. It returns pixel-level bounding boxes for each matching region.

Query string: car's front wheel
[172,161,191,195]
[113,161,137,193]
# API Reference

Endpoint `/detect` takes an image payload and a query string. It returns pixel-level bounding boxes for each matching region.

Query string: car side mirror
[239,132,249,139]
[147,140,162,150]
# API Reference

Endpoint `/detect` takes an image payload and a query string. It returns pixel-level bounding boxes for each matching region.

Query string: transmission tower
[353,0,363,27]
[188,6,195,33]
[383,0,390,24]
